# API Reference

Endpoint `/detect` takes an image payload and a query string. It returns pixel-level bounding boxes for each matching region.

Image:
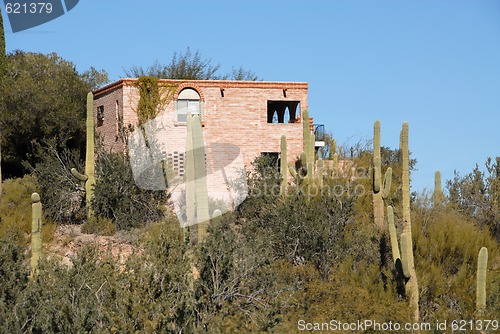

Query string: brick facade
[93,79,315,209]
[93,78,312,172]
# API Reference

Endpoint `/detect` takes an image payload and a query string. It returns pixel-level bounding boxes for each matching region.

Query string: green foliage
[91,149,166,230]
[447,157,500,241]
[81,216,116,236]
[136,76,162,125]
[125,47,259,81]
[31,141,85,224]
[0,232,28,329]
[412,206,500,321]
[0,51,106,178]
[0,175,39,240]
[0,149,497,332]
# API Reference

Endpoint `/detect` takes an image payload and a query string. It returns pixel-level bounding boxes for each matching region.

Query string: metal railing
[314,124,325,142]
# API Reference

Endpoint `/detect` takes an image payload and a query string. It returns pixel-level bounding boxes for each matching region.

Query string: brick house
[92,79,323,208]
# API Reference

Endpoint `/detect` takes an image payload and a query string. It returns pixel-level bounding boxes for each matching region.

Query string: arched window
[177,88,201,122]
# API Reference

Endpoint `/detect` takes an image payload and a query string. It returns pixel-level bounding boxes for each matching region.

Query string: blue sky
[3,0,500,192]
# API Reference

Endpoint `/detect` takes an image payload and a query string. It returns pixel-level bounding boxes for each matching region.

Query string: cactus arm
[71,168,88,181]
[212,209,222,223]
[382,167,392,200]
[400,233,411,279]
[288,162,298,178]
[387,205,400,264]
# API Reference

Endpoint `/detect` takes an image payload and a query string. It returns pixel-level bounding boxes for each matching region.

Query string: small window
[177,88,201,122]
[260,152,280,168]
[97,105,104,126]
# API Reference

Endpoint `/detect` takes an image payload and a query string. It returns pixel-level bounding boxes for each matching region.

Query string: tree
[447,157,500,241]
[124,47,259,81]
[0,51,108,178]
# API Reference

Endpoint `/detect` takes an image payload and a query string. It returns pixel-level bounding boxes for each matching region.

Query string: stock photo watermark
[3,0,79,32]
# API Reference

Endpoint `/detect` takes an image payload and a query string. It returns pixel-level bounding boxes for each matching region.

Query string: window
[261,152,280,169]
[97,105,104,126]
[267,101,300,123]
[177,88,201,122]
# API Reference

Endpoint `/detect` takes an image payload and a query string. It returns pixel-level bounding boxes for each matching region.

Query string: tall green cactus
[184,113,210,243]
[71,93,95,220]
[400,121,419,322]
[280,135,288,196]
[433,170,444,207]
[373,120,392,228]
[476,247,488,314]
[30,192,42,277]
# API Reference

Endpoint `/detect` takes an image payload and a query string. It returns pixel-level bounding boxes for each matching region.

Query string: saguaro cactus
[476,247,488,314]
[433,170,444,207]
[184,113,210,243]
[71,93,95,220]
[31,192,42,277]
[373,120,392,228]
[400,121,419,321]
[280,135,288,196]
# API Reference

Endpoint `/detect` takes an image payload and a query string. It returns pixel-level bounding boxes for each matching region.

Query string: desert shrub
[0,175,39,241]
[111,218,195,333]
[81,216,116,236]
[413,206,500,322]
[30,141,86,224]
[0,232,29,330]
[12,246,121,333]
[92,150,167,230]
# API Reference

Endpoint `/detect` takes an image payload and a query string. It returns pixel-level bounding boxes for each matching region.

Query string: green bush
[31,141,86,224]
[0,232,29,329]
[92,149,167,230]
[0,175,39,241]
[81,216,116,236]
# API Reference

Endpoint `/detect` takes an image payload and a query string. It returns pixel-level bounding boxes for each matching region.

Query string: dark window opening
[267,101,300,123]
[97,105,104,126]
[260,152,280,169]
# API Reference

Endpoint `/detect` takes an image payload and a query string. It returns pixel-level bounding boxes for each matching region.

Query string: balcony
[314,124,325,147]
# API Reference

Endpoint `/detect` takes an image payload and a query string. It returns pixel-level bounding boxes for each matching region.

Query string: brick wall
[95,79,309,168]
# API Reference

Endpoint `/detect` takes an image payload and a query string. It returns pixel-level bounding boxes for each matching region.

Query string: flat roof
[93,78,308,98]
